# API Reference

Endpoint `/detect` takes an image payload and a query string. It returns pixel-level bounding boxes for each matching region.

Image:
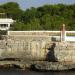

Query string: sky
[0,0,75,10]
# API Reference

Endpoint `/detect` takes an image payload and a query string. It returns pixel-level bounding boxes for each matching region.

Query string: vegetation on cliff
[0,2,75,30]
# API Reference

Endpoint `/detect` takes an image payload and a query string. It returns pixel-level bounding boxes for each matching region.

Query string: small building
[0,13,14,30]
[0,18,14,30]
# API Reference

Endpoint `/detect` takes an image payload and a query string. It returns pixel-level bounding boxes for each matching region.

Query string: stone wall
[54,42,75,63]
[0,35,52,60]
[0,31,75,63]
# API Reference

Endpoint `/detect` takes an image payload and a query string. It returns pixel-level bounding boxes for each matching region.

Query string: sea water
[0,69,75,75]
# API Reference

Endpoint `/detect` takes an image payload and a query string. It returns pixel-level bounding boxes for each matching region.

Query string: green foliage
[0,2,23,19]
[11,20,26,30]
[41,14,52,30]
[29,18,43,30]
[0,2,75,30]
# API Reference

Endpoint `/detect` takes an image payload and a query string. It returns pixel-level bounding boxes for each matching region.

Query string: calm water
[0,70,75,75]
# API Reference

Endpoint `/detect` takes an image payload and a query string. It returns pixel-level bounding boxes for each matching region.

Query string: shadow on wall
[46,43,58,62]
[51,37,56,41]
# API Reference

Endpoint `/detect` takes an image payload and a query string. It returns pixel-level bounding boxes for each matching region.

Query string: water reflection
[44,71,75,75]
[0,70,75,75]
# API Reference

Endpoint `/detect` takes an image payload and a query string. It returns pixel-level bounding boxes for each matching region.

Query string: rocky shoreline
[0,60,75,71]
[34,61,75,71]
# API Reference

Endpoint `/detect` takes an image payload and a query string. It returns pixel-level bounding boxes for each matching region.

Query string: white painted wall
[65,36,75,41]
[0,18,14,24]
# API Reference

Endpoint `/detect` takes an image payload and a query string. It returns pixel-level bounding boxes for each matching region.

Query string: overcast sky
[0,0,75,10]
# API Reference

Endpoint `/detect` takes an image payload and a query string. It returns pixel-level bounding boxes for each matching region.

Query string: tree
[2,2,23,19]
[0,2,75,30]
[11,20,25,30]
[41,14,52,30]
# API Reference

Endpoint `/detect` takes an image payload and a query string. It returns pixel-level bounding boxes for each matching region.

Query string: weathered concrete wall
[54,42,75,62]
[0,35,52,60]
[0,31,75,63]
[0,31,59,60]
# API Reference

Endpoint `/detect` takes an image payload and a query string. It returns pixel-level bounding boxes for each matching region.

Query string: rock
[35,61,75,71]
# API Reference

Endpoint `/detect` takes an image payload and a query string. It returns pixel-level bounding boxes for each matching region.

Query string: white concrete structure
[0,18,14,30]
[61,24,66,42]
[7,31,75,42]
